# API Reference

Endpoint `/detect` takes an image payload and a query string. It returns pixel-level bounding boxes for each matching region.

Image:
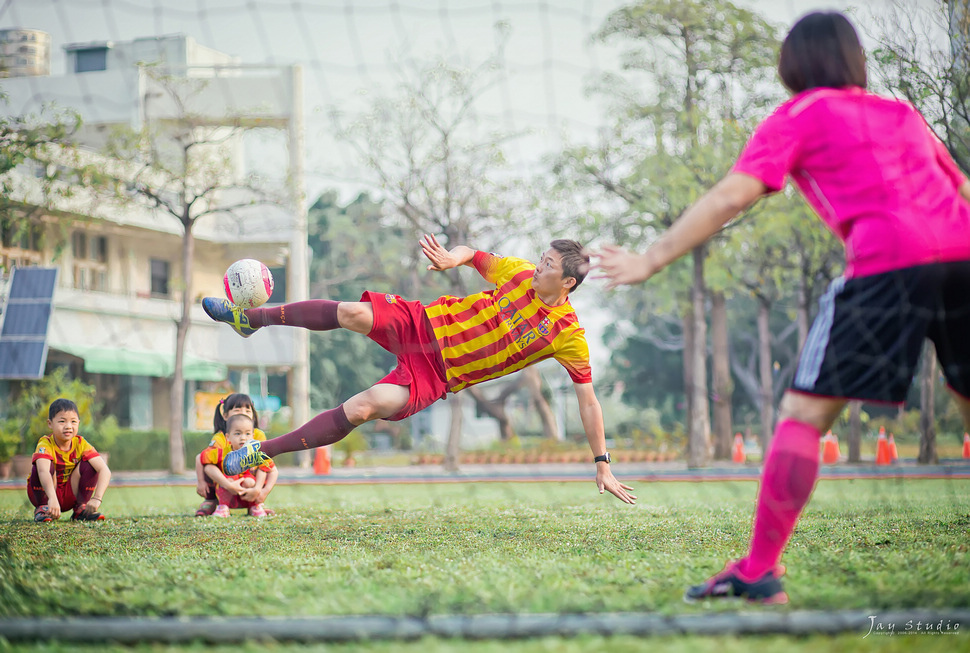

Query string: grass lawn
[1,478,968,651]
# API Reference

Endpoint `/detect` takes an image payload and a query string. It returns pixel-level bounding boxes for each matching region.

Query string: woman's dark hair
[48,398,79,419]
[550,239,589,293]
[778,12,867,94]
[213,393,258,433]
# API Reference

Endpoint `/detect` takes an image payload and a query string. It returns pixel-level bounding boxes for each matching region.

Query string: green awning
[53,345,227,382]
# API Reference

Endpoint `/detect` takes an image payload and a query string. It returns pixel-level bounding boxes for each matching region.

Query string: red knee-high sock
[75,459,100,507]
[259,405,356,457]
[245,300,340,330]
[736,419,821,580]
[26,463,55,508]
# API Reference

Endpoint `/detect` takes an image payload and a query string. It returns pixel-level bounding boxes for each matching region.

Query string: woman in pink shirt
[597,11,970,604]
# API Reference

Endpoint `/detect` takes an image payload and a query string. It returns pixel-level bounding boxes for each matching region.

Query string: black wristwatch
[593,452,611,464]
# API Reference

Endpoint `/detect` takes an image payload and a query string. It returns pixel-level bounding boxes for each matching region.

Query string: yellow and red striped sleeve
[31,435,56,463]
[75,436,100,462]
[553,323,592,384]
[426,252,592,391]
[199,445,223,467]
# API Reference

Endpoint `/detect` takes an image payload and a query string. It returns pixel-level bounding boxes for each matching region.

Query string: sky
[0,0,949,366]
[2,0,947,202]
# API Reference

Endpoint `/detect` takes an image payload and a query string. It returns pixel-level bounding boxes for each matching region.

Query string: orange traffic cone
[313,445,331,475]
[888,433,898,462]
[822,430,841,464]
[963,433,970,459]
[875,428,891,465]
[732,433,746,463]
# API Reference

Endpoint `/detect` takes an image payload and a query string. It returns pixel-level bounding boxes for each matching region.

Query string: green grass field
[1,479,968,652]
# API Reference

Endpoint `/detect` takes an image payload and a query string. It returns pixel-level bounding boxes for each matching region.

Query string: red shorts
[29,481,76,510]
[360,291,448,421]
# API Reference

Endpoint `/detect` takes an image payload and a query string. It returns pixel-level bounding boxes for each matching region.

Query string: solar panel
[0,267,58,379]
[8,268,57,299]
[1,303,52,336]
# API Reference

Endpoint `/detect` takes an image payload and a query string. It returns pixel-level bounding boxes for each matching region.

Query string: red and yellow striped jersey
[425,251,592,392]
[200,434,275,474]
[31,435,101,485]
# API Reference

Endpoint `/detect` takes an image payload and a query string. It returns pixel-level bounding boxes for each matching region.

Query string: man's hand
[421,234,460,272]
[591,245,655,290]
[596,466,637,504]
[48,499,62,520]
[195,481,208,498]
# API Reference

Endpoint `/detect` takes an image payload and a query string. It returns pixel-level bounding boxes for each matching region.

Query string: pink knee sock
[259,405,356,457]
[245,300,340,330]
[736,419,821,580]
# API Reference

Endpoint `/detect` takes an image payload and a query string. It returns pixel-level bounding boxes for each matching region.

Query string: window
[72,231,108,291]
[0,217,43,269]
[1,218,41,250]
[150,259,170,296]
[267,266,286,303]
[74,48,107,73]
[71,232,86,258]
[91,235,107,263]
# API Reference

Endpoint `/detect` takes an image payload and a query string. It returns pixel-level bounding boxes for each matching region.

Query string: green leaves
[867,1,970,175]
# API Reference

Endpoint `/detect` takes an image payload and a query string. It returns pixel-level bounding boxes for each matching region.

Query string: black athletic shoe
[684,562,789,605]
[33,506,52,522]
[71,504,105,521]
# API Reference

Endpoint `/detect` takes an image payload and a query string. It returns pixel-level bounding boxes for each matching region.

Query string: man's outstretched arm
[574,382,637,504]
[421,234,476,272]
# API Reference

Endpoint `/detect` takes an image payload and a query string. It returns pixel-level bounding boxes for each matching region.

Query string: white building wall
[0,33,306,431]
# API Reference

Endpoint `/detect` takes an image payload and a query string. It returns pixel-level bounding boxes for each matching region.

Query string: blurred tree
[869,0,969,460]
[868,0,969,174]
[0,98,83,270]
[715,190,842,448]
[306,191,405,410]
[101,68,283,474]
[4,368,98,456]
[554,0,780,466]
[332,45,559,466]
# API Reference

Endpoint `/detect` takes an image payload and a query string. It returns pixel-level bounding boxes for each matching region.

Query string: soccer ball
[223,259,274,309]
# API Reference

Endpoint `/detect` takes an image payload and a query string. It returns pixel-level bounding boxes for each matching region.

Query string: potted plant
[0,419,22,480]
[5,369,101,479]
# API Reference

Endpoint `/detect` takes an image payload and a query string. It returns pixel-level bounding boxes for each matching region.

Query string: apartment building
[0,34,308,432]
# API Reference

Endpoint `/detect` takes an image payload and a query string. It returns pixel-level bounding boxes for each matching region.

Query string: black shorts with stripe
[792,261,970,403]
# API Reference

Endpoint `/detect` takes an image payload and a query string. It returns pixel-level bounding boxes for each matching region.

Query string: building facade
[0,34,308,433]
[0,28,51,78]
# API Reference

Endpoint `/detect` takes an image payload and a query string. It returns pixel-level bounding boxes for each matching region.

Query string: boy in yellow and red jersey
[203,237,635,504]
[200,413,277,518]
[27,398,112,522]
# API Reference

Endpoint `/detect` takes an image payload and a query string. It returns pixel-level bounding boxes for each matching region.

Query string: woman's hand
[592,245,656,289]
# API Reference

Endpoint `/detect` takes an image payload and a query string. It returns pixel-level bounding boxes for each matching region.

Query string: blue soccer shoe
[202,297,259,338]
[222,440,270,476]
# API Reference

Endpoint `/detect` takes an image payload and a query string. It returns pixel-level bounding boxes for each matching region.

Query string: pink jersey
[733,87,970,278]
